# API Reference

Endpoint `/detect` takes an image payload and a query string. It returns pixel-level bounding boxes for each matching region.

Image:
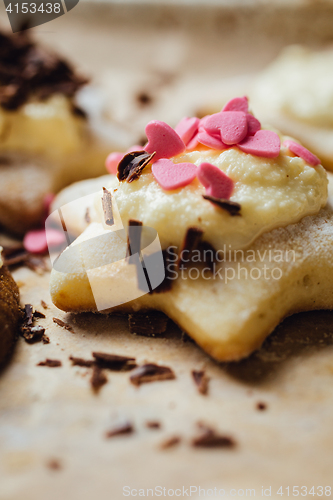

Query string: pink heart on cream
[238,130,280,158]
[222,96,249,113]
[145,120,186,162]
[151,158,197,191]
[204,111,248,145]
[197,162,234,200]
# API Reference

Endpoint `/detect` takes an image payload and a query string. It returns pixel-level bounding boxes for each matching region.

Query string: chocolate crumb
[178,227,204,269]
[256,402,267,411]
[105,421,134,438]
[192,370,209,395]
[53,317,74,333]
[92,352,136,371]
[130,364,176,386]
[24,304,33,325]
[37,359,62,367]
[102,187,114,226]
[146,421,161,429]
[118,150,155,183]
[136,91,153,107]
[90,365,107,392]
[84,207,91,224]
[21,325,45,343]
[202,195,241,216]
[160,436,181,450]
[46,459,62,471]
[42,335,50,344]
[128,311,168,337]
[41,300,48,309]
[192,425,236,448]
[69,355,94,368]
[33,310,46,319]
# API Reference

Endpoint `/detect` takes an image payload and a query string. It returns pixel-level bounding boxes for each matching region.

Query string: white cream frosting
[96,138,327,252]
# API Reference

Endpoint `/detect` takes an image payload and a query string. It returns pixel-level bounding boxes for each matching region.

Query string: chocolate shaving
[53,317,74,333]
[41,300,48,309]
[192,370,209,395]
[92,352,136,371]
[21,325,45,344]
[117,150,155,183]
[202,195,241,216]
[146,421,161,429]
[128,311,168,337]
[37,359,62,367]
[0,30,88,111]
[102,187,114,226]
[46,459,62,471]
[105,422,134,438]
[160,436,181,450]
[33,310,45,319]
[130,364,176,386]
[126,219,143,259]
[69,356,94,368]
[24,304,33,325]
[90,365,107,392]
[150,248,174,294]
[178,227,204,269]
[256,402,267,411]
[192,426,236,448]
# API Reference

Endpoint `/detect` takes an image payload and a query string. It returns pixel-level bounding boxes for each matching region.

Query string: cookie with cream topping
[0,29,129,235]
[49,97,333,361]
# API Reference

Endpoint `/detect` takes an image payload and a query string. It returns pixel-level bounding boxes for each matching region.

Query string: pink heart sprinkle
[247,114,261,136]
[197,130,228,150]
[175,117,200,146]
[238,130,280,158]
[105,145,143,175]
[283,140,320,167]
[204,111,248,145]
[151,158,197,191]
[222,96,249,113]
[23,228,66,255]
[197,162,234,200]
[105,152,124,174]
[145,121,186,162]
[186,132,200,151]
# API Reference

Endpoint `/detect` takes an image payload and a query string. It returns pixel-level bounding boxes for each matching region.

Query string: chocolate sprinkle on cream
[117,150,155,183]
[90,365,107,393]
[192,370,209,395]
[105,422,134,439]
[37,359,62,368]
[192,425,236,449]
[130,364,176,386]
[202,195,241,216]
[53,317,74,333]
[0,30,88,111]
[128,311,168,337]
[92,352,137,371]
[102,187,114,226]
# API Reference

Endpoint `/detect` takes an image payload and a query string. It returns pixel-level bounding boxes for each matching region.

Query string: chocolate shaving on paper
[128,311,168,337]
[178,227,204,269]
[202,195,241,216]
[105,422,134,438]
[117,150,155,183]
[0,30,88,111]
[69,356,94,368]
[33,310,45,319]
[102,187,114,226]
[256,402,267,411]
[24,304,33,325]
[92,352,136,371]
[192,370,209,395]
[53,317,74,333]
[37,359,62,368]
[160,436,181,449]
[192,426,236,448]
[21,325,45,344]
[130,364,176,386]
[146,421,161,429]
[90,365,107,392]
[41,300,48,309]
